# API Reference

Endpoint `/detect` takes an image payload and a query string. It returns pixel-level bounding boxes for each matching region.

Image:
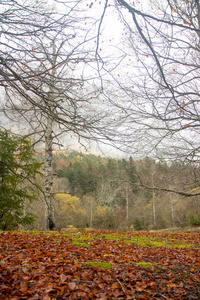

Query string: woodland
[1,0,200,298]
[25,150,200,231]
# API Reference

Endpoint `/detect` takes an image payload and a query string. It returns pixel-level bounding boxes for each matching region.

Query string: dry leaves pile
[0,230,199,299]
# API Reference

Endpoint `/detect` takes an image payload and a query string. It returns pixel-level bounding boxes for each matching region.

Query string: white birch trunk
[44,41,56,230]
[126,184,129,220]
[152,170,157,229]
[152,189,156,229]
[44,115,54,230]
[170,192,174,228]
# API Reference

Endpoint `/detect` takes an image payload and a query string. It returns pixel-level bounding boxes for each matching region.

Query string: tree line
[29,150,199,231]
[1,134,199,231]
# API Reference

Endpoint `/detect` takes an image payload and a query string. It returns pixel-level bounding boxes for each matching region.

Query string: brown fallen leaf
[68,281,76,290]
[60,273,67,283]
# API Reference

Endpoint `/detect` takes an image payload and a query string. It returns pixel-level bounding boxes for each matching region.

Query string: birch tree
[1,0,127,229]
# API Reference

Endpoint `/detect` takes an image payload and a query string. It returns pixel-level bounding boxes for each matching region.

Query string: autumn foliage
[0,230,199,299]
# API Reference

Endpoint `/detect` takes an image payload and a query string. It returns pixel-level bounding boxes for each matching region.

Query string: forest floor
[0,230,199,299]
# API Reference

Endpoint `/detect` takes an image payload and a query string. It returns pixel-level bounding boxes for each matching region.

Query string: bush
[133,218,143,231]
[187,213,200,226]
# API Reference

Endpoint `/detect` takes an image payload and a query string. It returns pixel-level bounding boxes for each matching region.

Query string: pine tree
[0,131,41,230]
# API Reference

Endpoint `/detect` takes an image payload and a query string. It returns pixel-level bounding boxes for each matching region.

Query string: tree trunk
[152,170,157,229]
[126,184,129,220]
[44,115,54,230]
[44,41,56,230]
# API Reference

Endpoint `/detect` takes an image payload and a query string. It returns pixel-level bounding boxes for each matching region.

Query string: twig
[116,279,126,293]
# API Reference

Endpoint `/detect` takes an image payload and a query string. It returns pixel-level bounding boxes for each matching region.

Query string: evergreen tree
[0,131,41,230]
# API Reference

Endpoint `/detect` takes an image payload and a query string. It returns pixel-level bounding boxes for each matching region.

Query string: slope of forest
[30,150,200,231]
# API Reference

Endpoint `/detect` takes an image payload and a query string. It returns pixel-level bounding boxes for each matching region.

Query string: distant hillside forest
[30,150,200,230]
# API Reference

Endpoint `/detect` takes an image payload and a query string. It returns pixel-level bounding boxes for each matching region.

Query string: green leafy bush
[133,218,143,231]
[187,213,200,226]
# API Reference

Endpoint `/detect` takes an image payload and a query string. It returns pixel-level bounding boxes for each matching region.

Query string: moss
[97,234,129,240]
[124,235,195,249]
[72,239,90,248]
[136,262,163,269]
[151,241,167,247]
[124,238,151,247]
[74,235,94,241]
[53,239,60,242]
[136,262,155,268]
[59,233,70,237]
[171,243,194,249]
[84,261,112,270]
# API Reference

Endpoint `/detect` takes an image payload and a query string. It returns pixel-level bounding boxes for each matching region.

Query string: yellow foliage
[55,193,86,216]
[94,206,107,216]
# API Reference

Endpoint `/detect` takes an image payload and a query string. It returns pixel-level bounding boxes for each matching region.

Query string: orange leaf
[111,282,120,289]
[167,283,177,289]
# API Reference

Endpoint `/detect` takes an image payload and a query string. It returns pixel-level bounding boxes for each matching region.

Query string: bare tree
[94,0,200,162]
[87,0,200,198]
[0,0,129,229]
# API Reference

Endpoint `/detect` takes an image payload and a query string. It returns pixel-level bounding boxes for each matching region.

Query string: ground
[0,229,199,299]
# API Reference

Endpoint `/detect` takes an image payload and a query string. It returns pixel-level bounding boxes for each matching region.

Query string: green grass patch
[84,261,112,270]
